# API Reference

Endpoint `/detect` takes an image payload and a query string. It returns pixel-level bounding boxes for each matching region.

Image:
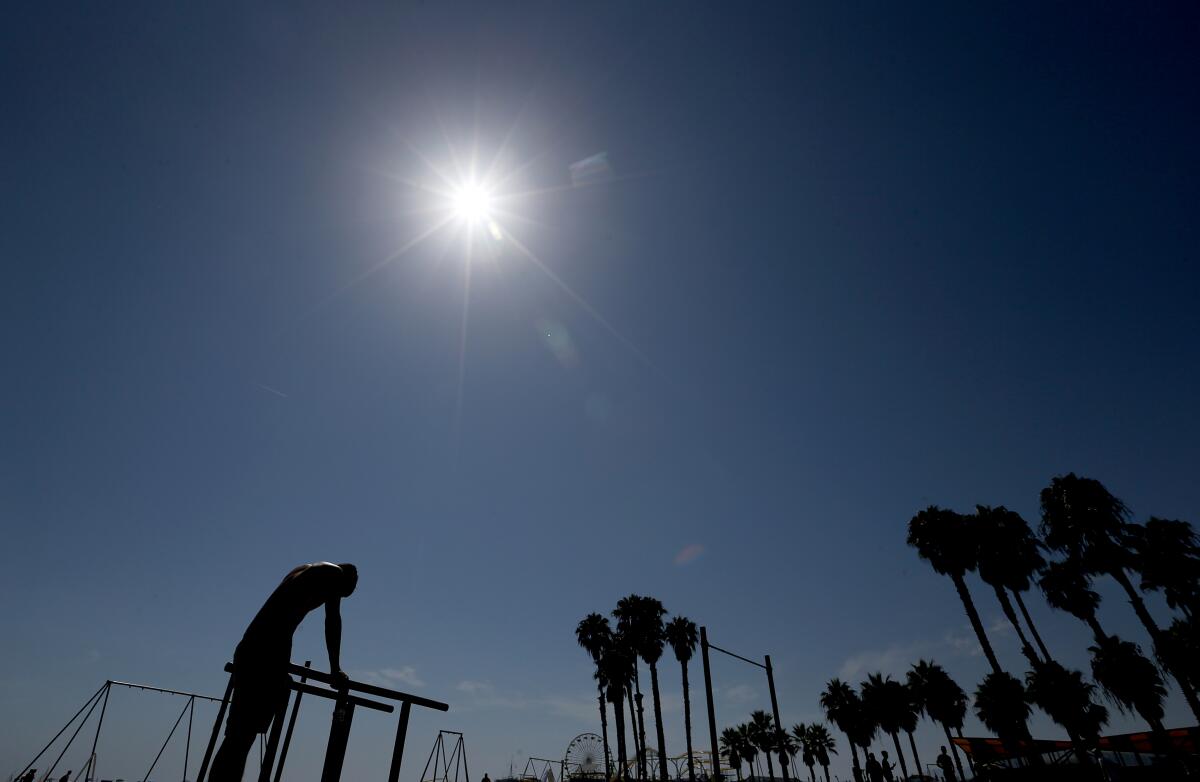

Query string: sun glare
[452,183,491,223]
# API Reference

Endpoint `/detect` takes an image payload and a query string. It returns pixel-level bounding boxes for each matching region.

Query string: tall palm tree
[664,617,699,782]
[1039,558,1107,641]
[1129,518,1200,620]
[973,673,1031,762]
[598,638,634,781]
[1089,635,1172,755]
[790,724,814,782]
[615,596,668,780]
[1025,661,1108,765]
[721,727,745,781]
[1039,559,1171,746]
[898,684,922,781]
[578,613,615,781]
[775,729,798,782]
[738,723,759,780]
[859,674,909,780]
[975,505,1049,666]
[1040,473,1200,720]
[805,725,836,782]
[818,680,864,782]
[906,661,966,781]
[907,506,1004,674]
[748,711,779,781]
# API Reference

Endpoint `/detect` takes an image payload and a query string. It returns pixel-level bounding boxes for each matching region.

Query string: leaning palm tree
[615,595,669,781]
[805,725,836,782]
[721,727,745,781]
[975,505,1049,666]
[1129,517,1200,620]
[906,661,967,781]
[664,616,699,782]
[578,613,615,780]
[907,506,1004,674]
[859,674,910,780]
[897,684,922,781]
[598,637,634,781]
[748,711,779,781]
[818,680,864,781]
[1025,661,1108,765]
[1090,634,1172,755]
[1040,473,1200,720]
[973,673,1032,763]
[1039,558,1108,641]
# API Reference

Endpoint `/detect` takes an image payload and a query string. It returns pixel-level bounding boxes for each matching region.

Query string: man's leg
[209,726,257,782]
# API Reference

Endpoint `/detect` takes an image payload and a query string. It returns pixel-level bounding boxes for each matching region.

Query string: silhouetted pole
[84,683,111,782]
[700,627,722,782]
[387,701,413,782]
[320,695,356,782]
[764,656,789,782]
[273,661,311,782]
[195,673,234,782]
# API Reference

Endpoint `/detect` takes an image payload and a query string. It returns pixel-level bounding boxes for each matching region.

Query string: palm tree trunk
[992,584,1042,666]
[821,764,830,782]
[846,741,862,782]
[941,724,965,781]
[1085,614,1108,644]
[889,732,909,779]
[1111,567,1200,721]
[764,749,775,781]
[681,661,694,782]
[952,573,1003,675]
[633,690,643,777]
[649,662,669,782]
[905,731,922,780]
[1012,590,1052,664]
[806,763,815,782]
[633,665,648,781]
[598,685,612,781]
[613,691,629,781]
[954,728,974,775]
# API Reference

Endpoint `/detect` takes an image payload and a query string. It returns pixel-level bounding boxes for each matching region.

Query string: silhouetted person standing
[209,562,358,782]
[935,746,956,782]
[865,754,882,782]
[879,751,895,782]
[58,770,71,782]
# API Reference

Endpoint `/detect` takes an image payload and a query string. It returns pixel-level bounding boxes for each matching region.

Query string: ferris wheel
[563,733,611,779]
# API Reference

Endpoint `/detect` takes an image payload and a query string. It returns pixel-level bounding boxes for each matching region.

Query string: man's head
[337,563,358,596]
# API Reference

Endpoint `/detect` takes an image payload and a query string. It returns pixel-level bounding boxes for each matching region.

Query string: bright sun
[452,183,491,223]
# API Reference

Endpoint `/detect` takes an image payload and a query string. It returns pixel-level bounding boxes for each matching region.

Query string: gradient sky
[3,3,1199,781]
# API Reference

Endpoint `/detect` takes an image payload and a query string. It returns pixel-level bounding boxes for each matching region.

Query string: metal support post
[84,682,111,782]
[319,697,356,782]
[273,661,311,782]
[257,693,289,782]
[700,628,721,782]
[387,701,413,782]
[195,672,235,782]
[765,656,789,782]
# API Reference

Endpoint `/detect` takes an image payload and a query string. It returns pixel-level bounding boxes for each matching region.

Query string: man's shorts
[226,647,291,735]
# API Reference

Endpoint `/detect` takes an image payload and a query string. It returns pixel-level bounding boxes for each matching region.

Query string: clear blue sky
[3,3,1199,781]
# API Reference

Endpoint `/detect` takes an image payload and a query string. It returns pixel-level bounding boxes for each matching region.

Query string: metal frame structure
[698,627,789,782]
[522,756,563,782]
[193,660,449,782]
[418,731,470,782]
[13,679,225,782]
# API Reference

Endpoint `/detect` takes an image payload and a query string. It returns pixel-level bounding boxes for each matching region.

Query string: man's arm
[325,597,347,687]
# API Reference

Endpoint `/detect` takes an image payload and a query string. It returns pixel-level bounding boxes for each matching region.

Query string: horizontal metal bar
[705,643,766,669]
[292,682,393,713]
[223,662,444,710]
[108,680,226,703]
[283,662,449,711]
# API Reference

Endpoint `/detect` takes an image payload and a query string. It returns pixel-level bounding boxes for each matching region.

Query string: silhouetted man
[936,746,956,782]
[879,751,894,782]
[209,562,358,782]
[864,753,882,782]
